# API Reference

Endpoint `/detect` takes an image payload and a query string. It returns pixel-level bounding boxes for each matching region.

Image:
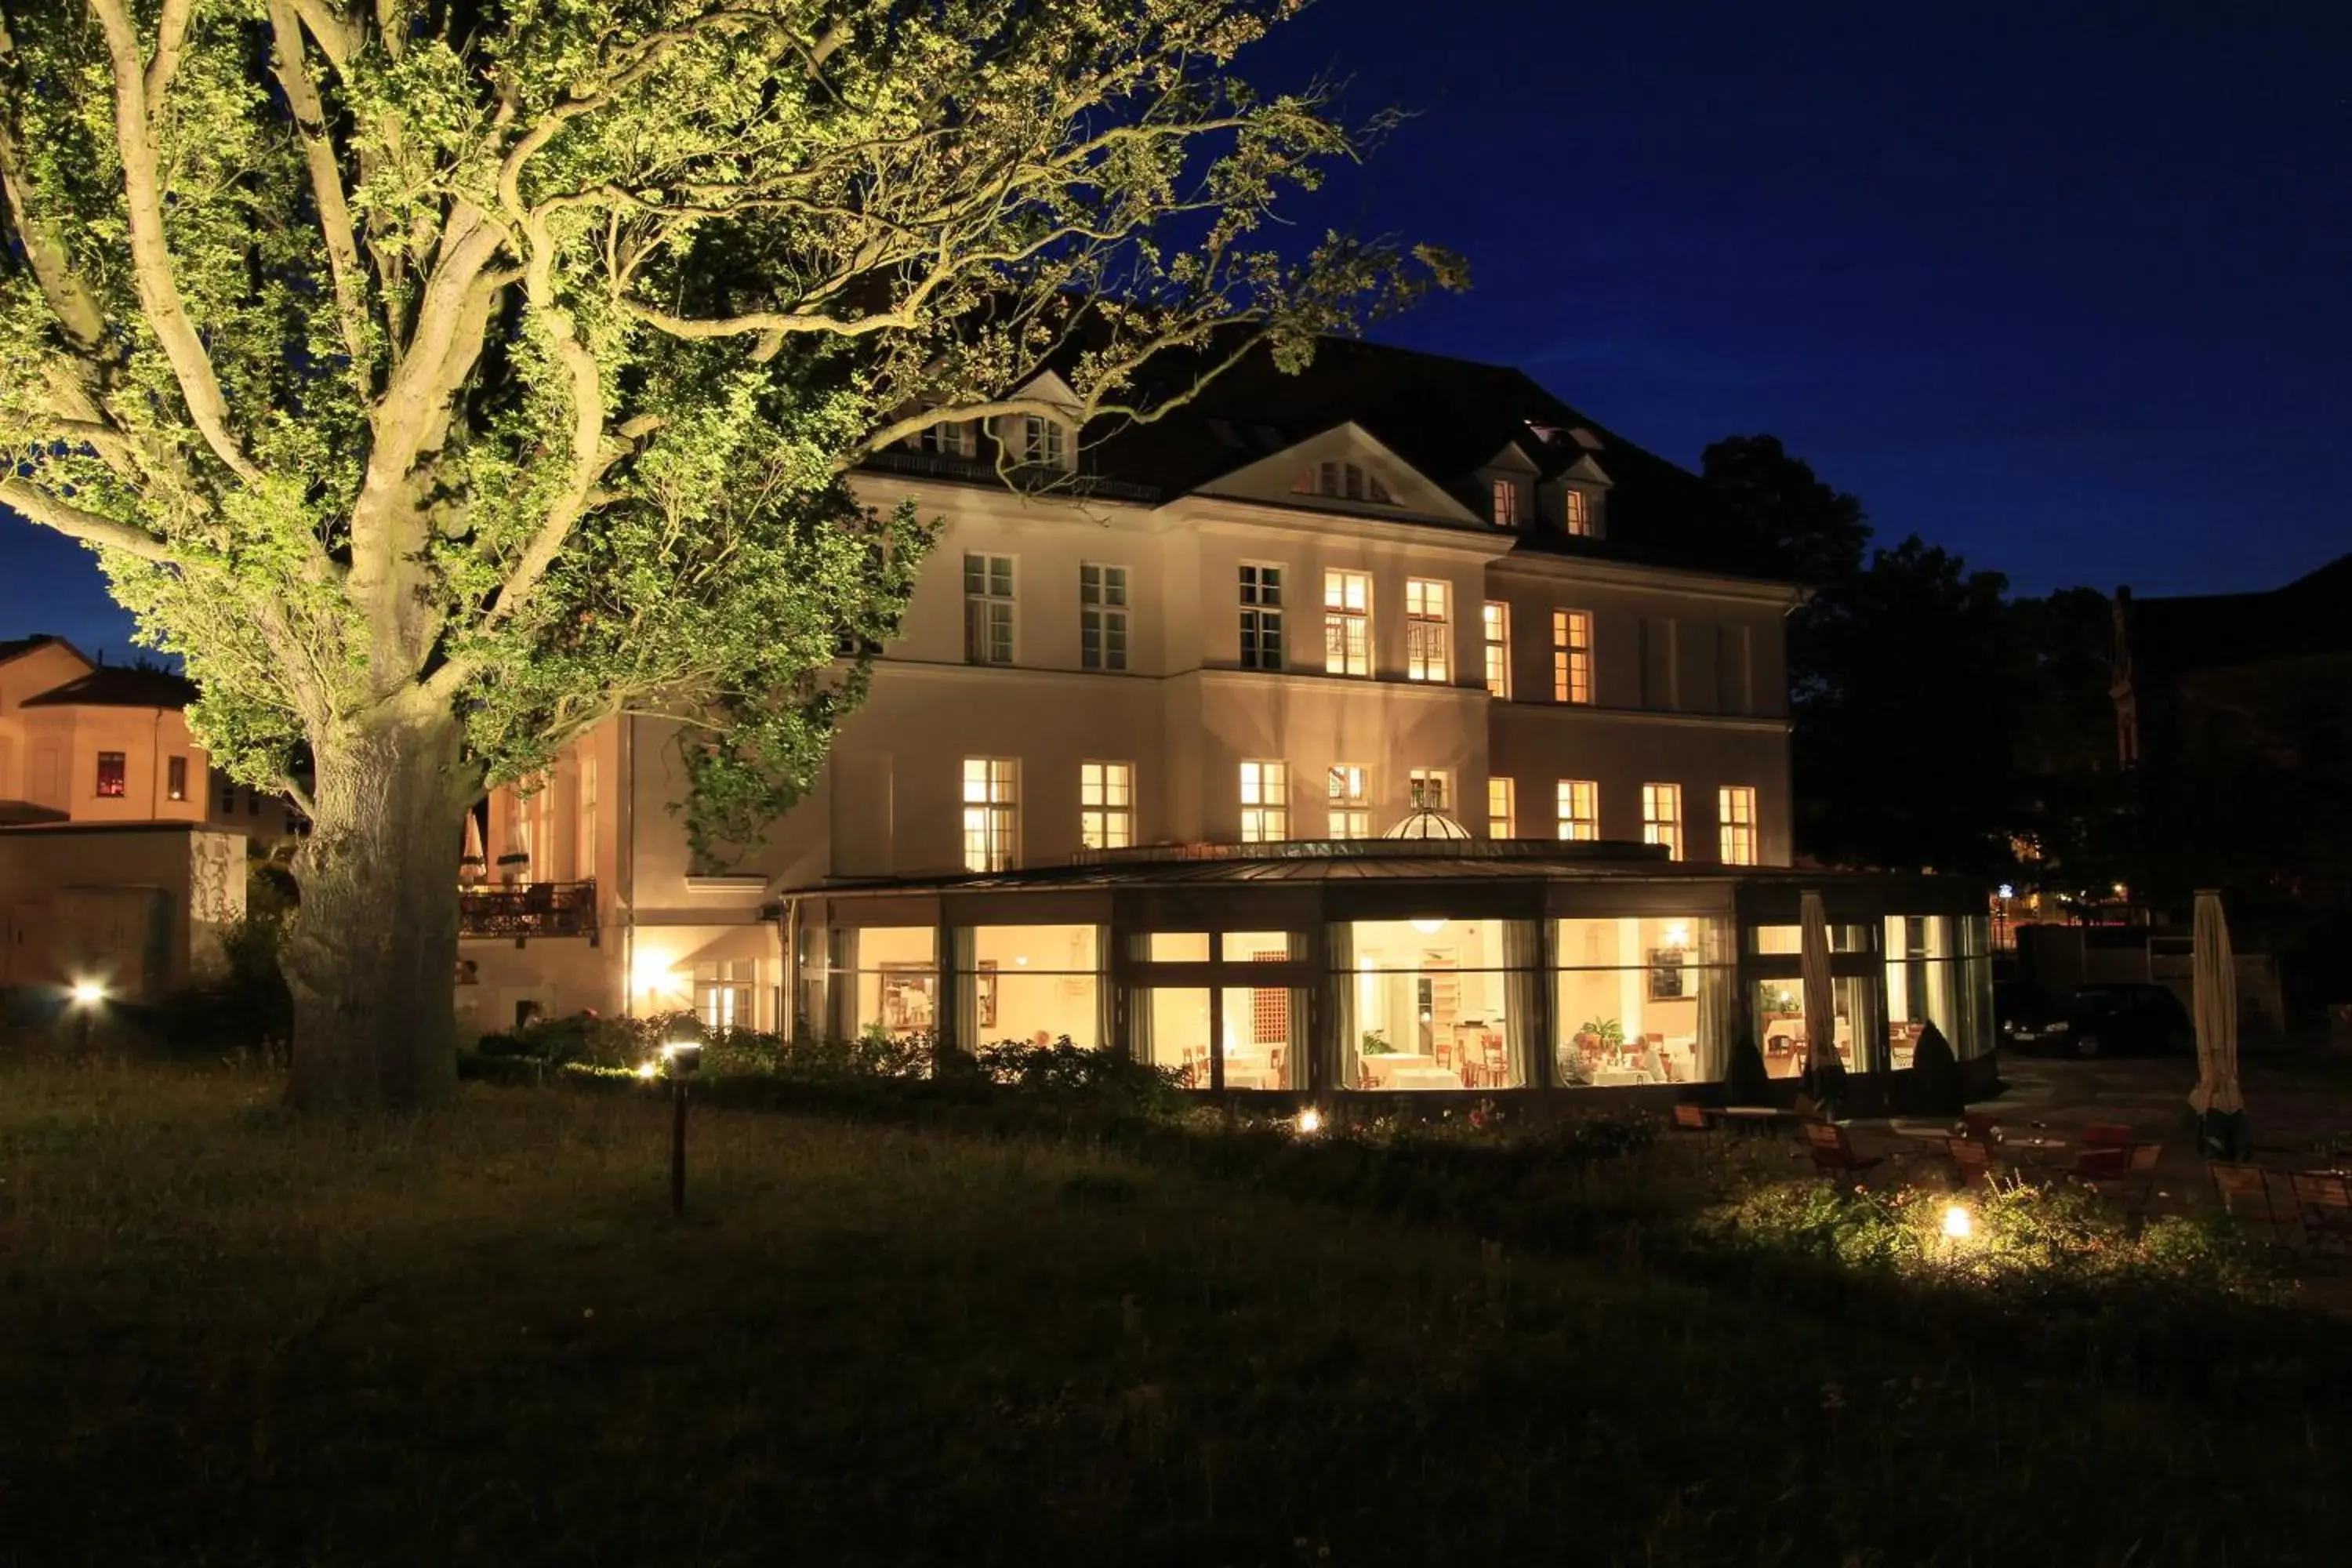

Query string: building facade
[468,341,1990,1086]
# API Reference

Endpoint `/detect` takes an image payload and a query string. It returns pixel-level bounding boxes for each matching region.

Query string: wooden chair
[2287,1171,2352,1263]
[2081,1121,2133,1150]
[1947,1137,1997,1190]
[1804,1122,1885,1181]
[2209,1162,2286,1246]
[2078,1142,2162,1212]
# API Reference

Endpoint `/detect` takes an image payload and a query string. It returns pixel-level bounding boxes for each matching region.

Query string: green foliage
[1358,1029,1393,1055]
[1576,1016,1624,1047]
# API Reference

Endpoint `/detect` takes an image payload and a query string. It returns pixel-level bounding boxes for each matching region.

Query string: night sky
[6,0,2347,659]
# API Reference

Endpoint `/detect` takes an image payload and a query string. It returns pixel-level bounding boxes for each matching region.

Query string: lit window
[1324,569,1371,677]
[961,758,1019,872]
[1081,761,1134,849]
[1486,777,1515,839]
[1405,578,1449,683]
[1483,602,1511,699]
[1552,608,1593,705]
[1080,563,1128,672]
[1719,785,1758,866]
[1239,564,1285,670]
[95,751,125,798]
[695,960,755,1029]
[1019,416,1068,468]
[1240,760,1288,842]
[1293,461,1392,503]
[1491,477,1519,526]
[1563,490,1592,536]
[1557,779,1598,841]
[166,756,187,802]
[913,418,977,458]
[963,553,1014,665]
[1327,764,1370,839]
[1642,782,1683,862]
[1408,768,1450,810]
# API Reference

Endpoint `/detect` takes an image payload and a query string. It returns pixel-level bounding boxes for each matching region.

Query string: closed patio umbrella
[460,808,486,884]
[1800,890,1846,1119]
[2188,889,2249,1157]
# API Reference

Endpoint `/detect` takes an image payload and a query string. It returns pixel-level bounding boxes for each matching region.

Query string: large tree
[0,0,1450,1106]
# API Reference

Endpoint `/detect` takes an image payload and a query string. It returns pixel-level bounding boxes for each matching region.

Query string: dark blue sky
[6,0,2347,658]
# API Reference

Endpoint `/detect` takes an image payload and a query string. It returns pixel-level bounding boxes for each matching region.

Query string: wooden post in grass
[662,1017,703,1216]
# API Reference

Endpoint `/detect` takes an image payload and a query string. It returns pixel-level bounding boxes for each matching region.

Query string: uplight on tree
[0,0,1456,1108]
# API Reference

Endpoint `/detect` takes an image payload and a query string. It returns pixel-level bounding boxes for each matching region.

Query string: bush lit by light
[634,1062,659,1080]
[1941,1202,1973,1241]
[1296,1107,1324,1135]
[69,980,106,1007]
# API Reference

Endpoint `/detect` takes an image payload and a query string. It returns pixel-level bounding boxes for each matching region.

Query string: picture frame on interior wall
[976,960,999,1031]
[880,965,937,1031]
[1647,948,1688,1000]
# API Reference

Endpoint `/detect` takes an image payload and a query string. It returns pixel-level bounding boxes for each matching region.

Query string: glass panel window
[1486,777,1514,839]
[1323,569,1371,677]
[1719,785,1758,866]
[166,756,188,801]
[695,960,756,1030]
[1490,477,1519,527]
[1405,578,1449,682]
[1556,779,1598,841]
[828,925,938,1040]
[1240,760,1288,842]
[963,553,1014,665]
[915,418,976,457]
[1482,602,1511,698]
[1327,764,1370,839]
[1298,461,1392,503]
[1555,915,1733,1087]
[1642,782,1683,861]
[961,757,1018,871]
[1564,489,1592,536]
[1080,563,1129,672]
[218,782,237,815]
[1552,609,1593,704]
[1080,761,1133,849]
[1340,917,1534,1091]
[95,751,125,798]
[1408,768,1450,811]
[1239,564,1285,670]
[966,924,1103,1049]
[1020,416,1067,467]
[1755,975,1882,1080]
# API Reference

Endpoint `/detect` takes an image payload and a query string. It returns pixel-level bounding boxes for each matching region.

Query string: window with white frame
[1491,477,1521,527]
[1239,564,1285,670]
[1292,461,1393,503]
[1018,415,1069,468]
[910,418,977,457]
[1324,568,1371,677]
[1642,782,1683,862]
[1405,578,1449,682]
[695,960,756,1029]
[1080,563,1128,671]
[961,758,1019,871]
[964,553,1014,665]
[1486,777,1515,839]
[1327,764,1370,839]
[1552,608,1593,704]
[1719,785,1758,866]
[1408,768,1450,811]
[1240,760,1288,842]
[1557,779,1598,841]
[1563,489,1593,536]
[1483,601,1511,698]
[1081,761,1134,849]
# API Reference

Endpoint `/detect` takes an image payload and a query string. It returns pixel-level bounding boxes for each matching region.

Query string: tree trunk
[284,706,477,1109]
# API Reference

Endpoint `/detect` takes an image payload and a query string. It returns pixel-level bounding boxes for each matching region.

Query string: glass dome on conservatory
[1381,806,1474,841]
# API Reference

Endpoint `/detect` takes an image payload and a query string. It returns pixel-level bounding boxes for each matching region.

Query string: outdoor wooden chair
[2078,1142,2163,1212]
[1962,1110,2002,1143]
[2209,1162,2289,1249]
[1947,1136,1997,1191]
[2081,1121,2133,1151]
[2287,1171,2352,1265]
[1804,1122,1886,1181]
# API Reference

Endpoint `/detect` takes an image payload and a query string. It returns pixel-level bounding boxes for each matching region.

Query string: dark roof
[2122,552,2352,677]
[0,633,81,666]
[19,666,199,710]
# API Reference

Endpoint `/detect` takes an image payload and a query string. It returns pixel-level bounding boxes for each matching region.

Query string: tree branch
[0,480,180,564]
[265,0,369,371]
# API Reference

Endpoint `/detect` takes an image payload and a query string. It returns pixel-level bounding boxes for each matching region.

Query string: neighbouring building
[0,637,267,1000]
[467,339,1991,1093]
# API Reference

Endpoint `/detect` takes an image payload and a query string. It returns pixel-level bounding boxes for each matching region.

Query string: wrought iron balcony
[459,879,598,939]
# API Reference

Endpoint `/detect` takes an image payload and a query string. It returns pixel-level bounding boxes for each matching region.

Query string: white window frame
[1327,764,1370,839]
[1240,760,1289,842]
[1324,568,1372,677]
[1563,488,1592,536]
[1557,779,1598,842]
[1491,477,1520,527]
[1239,563,1286,671]
[1018,415,1069,468]
[1405,578,1449,683]
[1719,785,1758,866]
[1081,761,1134,850]
[961,758,1020,871]
[1486,777,1515,839]
[1482,601,1511,699]
[1408,768,1451,811]
[964,553,1015,666]
[1553,608,1593,705]
[1080,562,1129,672]
[1642,782,1683,862]
[913,418,977,458]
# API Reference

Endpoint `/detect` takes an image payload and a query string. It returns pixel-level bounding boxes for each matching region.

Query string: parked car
[1998,982,2193,1058]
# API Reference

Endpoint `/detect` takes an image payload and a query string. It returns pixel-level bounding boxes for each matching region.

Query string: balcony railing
[459,879,598,939]
[858,445,1163,503]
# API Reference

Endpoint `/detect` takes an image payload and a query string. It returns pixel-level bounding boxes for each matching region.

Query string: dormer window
[913,418,976,458]
[1290,461,1392,504]
[1563,489,1593,537]
[1018,416,1069,469]
[1490,477,1521,527]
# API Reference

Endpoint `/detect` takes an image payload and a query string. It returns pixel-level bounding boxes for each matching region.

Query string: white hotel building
[463,339,1990,1096]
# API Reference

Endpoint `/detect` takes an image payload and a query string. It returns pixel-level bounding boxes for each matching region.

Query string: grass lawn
[3,1065,2346,1566]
